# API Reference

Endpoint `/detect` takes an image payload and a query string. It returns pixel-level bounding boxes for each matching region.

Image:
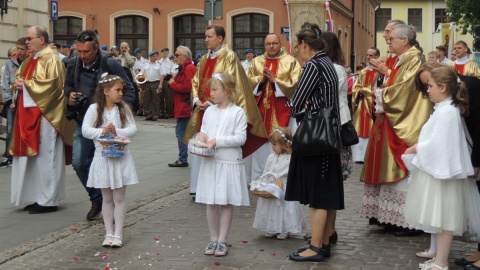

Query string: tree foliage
[446,0,480,35]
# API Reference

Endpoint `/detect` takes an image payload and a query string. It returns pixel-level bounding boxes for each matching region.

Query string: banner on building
[287,0,326,50]
[437,22,456,58]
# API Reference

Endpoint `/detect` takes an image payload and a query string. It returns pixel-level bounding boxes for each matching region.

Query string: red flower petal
[156,251,161,255]
[227,243,232,247]
[215,262,221,266]
[73,257,79,261]
[272,252,276,256]
[104,267,110,270]
[242,240,248,243]
[71,226,77,231]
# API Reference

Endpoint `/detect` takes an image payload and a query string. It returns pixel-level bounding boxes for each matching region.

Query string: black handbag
[340,121,359,146]
[292,106,341,156]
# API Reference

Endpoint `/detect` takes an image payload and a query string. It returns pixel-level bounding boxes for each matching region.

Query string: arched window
[116,16,149,56]
[53,16,82,45]
[233,13,269,59]
[174,14,208,57]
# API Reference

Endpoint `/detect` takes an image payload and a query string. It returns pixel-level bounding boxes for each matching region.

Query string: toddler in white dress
[82,74,138,248]
[252,127,305,239]
[194,73,249,257]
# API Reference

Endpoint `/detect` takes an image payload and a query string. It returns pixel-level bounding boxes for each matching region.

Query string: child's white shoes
[204,241,217,255]
[102,234,113,247]
[276,232,289,240]
[214,242,228,257]
[111,235,122,248]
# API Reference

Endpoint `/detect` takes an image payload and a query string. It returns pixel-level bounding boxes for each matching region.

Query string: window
[116,16,149,57]
[174,15,208,57]
[375,8,391,32]
[408,8,423,32]
[233,13,269,60]
[53,16,82,45]
[435,9,448,29]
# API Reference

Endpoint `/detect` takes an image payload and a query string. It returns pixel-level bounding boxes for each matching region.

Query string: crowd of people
[0,19,479,270]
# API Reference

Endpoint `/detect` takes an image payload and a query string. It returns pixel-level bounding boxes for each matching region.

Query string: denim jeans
[176,117,190,163]
[72,125,102,204]
[4,106,14,161]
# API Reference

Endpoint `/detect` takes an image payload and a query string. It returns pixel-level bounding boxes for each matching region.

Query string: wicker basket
[252,178,283,199]
[188,142,215,157]
[97,136,131,157]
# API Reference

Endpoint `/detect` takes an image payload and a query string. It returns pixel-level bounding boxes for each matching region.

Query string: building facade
[0,1,49,68]
[375,0,474,58]
[52,0,379,67]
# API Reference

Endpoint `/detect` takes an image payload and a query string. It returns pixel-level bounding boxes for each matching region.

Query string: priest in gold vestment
[359,24,433,232]
[244,33,302,182]
[9,26,76,213]
[184,25,268,195]
[352,47,380,163]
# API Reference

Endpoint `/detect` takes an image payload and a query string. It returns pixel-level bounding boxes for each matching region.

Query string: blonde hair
[269,127,292,154]
[207,73,238,100]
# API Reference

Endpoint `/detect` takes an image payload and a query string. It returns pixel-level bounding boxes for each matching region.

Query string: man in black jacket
[64,30,135,221]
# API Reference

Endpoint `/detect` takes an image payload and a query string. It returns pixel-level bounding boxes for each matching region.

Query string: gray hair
[177,45,192,59]
[392,24,416,46]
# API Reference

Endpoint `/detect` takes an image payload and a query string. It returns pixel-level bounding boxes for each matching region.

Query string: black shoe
[86,203,102,221]
[29,205,58,214]
[23,202,38,211]
[168,160,188,167]
[150,117,158,121]
[465,263,480,270]
[0,159,12,168]
[289,245,325,262]
[329,231,338,244]
[145,116,153,121]
[164,115,172,119]
[298,244,331,258]
[456,258,477,266]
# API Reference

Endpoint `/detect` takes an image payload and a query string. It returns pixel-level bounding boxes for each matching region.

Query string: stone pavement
[0,118,477,269]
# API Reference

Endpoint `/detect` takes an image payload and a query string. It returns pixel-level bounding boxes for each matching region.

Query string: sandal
[422,263,448,270]
[111,235,122,248]
[204,241,217,255]
[419,258,435,269]
[102,234,113,247]
[214,242,228,257]
[417,248,436,259]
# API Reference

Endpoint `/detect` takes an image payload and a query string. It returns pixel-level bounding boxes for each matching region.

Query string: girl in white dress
[403,67,479,270]
[195,73,249,257]
[252,127,305,239]
[82,74,138,248]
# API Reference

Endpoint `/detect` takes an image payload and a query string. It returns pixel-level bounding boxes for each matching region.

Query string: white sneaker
[276,233,289,240]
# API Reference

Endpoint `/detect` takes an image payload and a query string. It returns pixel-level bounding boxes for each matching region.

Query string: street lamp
[0,0,12,21]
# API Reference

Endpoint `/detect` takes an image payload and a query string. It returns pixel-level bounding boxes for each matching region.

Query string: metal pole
[211,0,215,22]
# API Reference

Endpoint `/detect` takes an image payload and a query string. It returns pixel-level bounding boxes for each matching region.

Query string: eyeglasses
[25,36,40,41]
[77,34,94,42]
[264,42,280,47]
[388,36,404,42]
[366,54,376,57]
[174,54,184,58]
[293,44,299,57]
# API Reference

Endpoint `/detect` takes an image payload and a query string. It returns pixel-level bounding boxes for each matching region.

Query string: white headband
[274,129,292,145]
[99,72,121,84]
[212,73,224,83]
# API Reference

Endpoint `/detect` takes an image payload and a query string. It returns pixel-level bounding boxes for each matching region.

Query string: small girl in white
[403,67,479,270]
[82,74,138,248]
[195,73,249,257]
[252,127,305,239]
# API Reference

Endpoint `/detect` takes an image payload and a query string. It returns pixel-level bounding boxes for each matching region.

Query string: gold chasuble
[183,44,268,158]
[352,68,376,138]
[9,47,76,164]
[450,60,480,77]
[246,48,302,134]
[361,47,433,184]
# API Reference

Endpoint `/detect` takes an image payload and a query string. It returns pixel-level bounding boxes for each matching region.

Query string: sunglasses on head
[77,34,94,42]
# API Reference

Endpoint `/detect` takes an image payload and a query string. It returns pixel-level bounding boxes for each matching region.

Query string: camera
[65,94,89,121]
